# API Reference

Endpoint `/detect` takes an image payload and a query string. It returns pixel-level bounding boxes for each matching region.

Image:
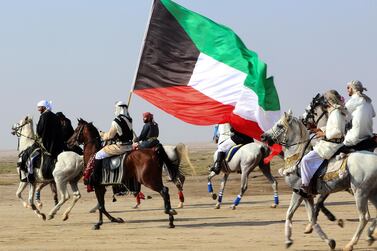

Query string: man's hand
[132,142,139,150]
[315,129,325,138]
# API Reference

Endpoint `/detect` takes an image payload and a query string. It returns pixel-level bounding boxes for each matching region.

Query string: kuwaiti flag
[134,0,282,159]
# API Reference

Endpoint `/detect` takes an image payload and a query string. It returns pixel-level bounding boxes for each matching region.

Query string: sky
[1,0,376,150]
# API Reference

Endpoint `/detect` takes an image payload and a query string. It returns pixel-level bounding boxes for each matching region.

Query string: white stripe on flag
[188,53,246,106]
[233,86,281,131]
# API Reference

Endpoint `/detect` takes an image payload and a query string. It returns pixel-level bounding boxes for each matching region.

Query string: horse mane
[78,118,102,149]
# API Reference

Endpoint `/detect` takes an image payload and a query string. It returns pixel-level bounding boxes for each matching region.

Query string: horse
[88,143,193,212]
[12,116,59,209]
[261,110,377,251]
[207,123,279,210]
[67,118,181,229]
[11,115,84,221]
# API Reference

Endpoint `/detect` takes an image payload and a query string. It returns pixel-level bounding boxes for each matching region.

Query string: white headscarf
[114,101,129,116]
[347,80,372,103]
[37,100,52,111]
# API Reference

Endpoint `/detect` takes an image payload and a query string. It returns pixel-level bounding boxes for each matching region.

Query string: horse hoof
[132,204,140,209]
[169,223,175,228]
[89,208,97,213]
[271,204,278,208]
[304,224,313,234]
[214,204,220,209]
[338,219,344,228]
[368,236,375,246]
[40,213,46,221]
[62,214,69,221]
[212,194,217,200]
[47,215,54,220]
[328,239,336,250]
[168,209,177,215]
[285,240,293,248]
[342,245,353,251]
[92,224,101,230]
[177,202,183,209]
[117,217,125,223]
[230,205,236,210]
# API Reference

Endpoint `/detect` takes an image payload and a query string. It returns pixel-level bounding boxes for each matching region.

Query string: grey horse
[261,110,377,251]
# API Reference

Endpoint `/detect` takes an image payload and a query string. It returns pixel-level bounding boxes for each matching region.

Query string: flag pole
[127,0,155,108]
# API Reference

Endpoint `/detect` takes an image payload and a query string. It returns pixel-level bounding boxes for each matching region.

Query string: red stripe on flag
[230,113,282,163]
[134,86,234,125]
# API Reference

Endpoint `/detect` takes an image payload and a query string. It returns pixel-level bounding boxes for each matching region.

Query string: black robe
[36,110,64,158]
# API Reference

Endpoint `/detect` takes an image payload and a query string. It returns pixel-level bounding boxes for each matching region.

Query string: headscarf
[347,80,372,103]
[114,101,129,116]
[323,90,346,114]
[37,100,52,111]
[143,112,154,122]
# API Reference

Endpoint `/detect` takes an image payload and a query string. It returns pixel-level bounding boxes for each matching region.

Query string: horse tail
[176,143,197,176]
[157,144,181,183]
[259,144,271,168]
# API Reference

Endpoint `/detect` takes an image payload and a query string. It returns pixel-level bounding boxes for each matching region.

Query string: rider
[210,125,254,175]
[87,101,134,186]
[136,112,159,148]
[300,90,346,194]
[343,80,376,151]
[56,111,83,155]
[134,112,176,173]
[36,100,64,158]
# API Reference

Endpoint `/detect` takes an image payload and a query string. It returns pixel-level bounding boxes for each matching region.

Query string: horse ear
[285,109,293,122]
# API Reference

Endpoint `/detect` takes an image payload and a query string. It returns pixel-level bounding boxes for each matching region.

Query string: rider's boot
[210,151,225,175]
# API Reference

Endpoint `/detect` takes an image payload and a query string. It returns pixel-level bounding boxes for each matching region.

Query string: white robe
[344,94,375,146]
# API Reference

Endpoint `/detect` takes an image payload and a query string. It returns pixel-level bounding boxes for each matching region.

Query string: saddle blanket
[321,157,348,182]
[225,144,243,162]
[101,154,126,185]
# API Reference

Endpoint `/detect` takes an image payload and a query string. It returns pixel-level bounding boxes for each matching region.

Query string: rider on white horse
[300,90,346,195]
[343,80,376,151]
[19,100,64,182]
[210,125,254,175]
[86,101,133,186]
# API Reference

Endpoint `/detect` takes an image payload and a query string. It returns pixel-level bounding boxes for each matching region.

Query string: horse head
[302,93,328,129]
[67,118,101,150]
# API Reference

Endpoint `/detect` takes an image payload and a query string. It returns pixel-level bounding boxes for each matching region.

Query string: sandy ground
[0,151,376,251]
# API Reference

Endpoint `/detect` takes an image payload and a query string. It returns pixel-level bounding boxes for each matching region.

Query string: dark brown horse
[67,119,180,229]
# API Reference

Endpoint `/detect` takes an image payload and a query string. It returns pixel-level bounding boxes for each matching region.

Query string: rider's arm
[138,124,149,141]
[100,121,118,141]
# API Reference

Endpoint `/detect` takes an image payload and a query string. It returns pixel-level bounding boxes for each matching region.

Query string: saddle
[20,146,56,181]
[308,155,348,195]
[100,154,127,185]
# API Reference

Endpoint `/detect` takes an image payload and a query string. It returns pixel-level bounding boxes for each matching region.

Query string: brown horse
[67,119,180,229]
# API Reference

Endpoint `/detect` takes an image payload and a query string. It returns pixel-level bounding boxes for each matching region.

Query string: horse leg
[28,183,46,220]
[259,163,279,208]
[34,182,48,209]
[344,191,369,251]
[89,203,99,213]
[207,172,217,200]
[16,181,29,208]
[366,195,377,246]
[47,178,69,220]
[50,182,58,206]
[285,192,304,248]
[308,196,336,250]
[230,172,248,210]
[175,174,185,208]
[317,193,344,228]
[93,185,123,230]
[215,173,229,209]
[61,181,81,221]
[159,186,176,228]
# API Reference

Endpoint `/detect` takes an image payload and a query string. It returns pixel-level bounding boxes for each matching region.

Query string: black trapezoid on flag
[135,0,200,90]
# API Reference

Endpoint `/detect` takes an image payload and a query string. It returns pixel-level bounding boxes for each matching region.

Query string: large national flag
[133,0,281,159]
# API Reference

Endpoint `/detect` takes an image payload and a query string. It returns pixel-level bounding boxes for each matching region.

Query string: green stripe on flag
[161,0,280,111]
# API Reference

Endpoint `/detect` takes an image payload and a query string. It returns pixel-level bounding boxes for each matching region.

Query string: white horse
[11,115,84,221]
[208,123,279,210]
[261,110,377,251]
